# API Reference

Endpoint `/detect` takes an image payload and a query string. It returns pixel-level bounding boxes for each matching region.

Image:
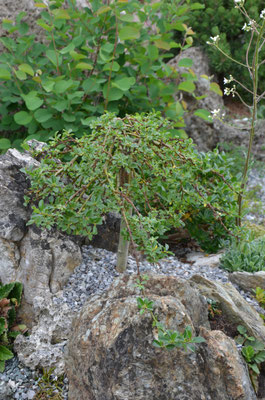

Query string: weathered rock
[190,274,265,343]
[229,271,265,293]
[15,225,81,326]
[14,296,74,375]
[186,251,222,268]
[198,327,257,400]
[65,274,256,400]
[0,238,20,284]
[0,148,36,242]
[0,146,82,327]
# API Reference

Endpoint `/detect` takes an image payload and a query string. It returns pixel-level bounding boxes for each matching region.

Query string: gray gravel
[2,167,265,399]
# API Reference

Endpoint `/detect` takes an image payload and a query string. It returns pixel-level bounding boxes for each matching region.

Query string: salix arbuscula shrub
[23,112,240,270]
[0,0,213,152]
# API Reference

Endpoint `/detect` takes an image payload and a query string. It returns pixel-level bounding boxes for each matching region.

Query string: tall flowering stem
[238,18,265,226]
[208,2,265,227]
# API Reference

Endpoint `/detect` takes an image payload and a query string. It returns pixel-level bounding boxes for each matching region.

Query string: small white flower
[260,9,265,19]
[210,109,225,119]
[206,35,220,45]
[224,85,236,97]
[242,22,252,31]
[224,75,234,84]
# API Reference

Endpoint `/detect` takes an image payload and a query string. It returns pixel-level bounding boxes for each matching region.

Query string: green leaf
[54,80,73,94]
[62,113,75,122]
[192,336,206,343]
[190,3,205,10]
[34,109,53,123]
[112,77,136,91]
[0,317,6,336]
[0,360,5,373]
[178,58,193,68]
[95,5,111,15]
[0,345,13,361]
[14,111,32,125]
[103,62,120,72]
[53,100,68,112]
[210,82,223,96]
[36,19,53,32]
[0,68,11,80]
[103,86,124,101]
[0,138,11,150]
[51,9,70,20]
[46,50,62,67]
[15,70,27,80]
[75,62,93,70]
[254,351,265,363]
[249,363,260,374]
[118,13,135,22]
[22,92,43,111]
[60,42,75,54]
[0,283,15,299]
[194,109,212,122]
[18,63,34,77]
[147,45,159,61]
[101,43,114,53]
[41,79,55,93]
[154,39,171,50]
[237,325,247,335]
[119,26,140,41]
[178,81,196,93]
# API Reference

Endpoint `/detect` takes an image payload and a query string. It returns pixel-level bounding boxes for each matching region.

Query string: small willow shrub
[23,112,240,256]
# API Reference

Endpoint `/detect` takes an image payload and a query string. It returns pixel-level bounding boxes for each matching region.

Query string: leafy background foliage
[0,0,208,151]
[187,0,265,103]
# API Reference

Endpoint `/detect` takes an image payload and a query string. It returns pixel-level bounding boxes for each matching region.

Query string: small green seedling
[207,298,222,320]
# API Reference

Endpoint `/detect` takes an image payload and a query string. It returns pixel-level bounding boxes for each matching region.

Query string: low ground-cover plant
[220,236,265,273]
[34,367,64,400]
[235,325,265,392]
[23,112,240,271]
[0,0,214,151]
[0,281,27,372]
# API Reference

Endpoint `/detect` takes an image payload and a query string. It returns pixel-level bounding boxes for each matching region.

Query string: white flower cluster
[206,35,220,45]
[223,75,234,84]
[210,109,225,119]
[234,0,244,7]
[260,9,265,19]
[242,22,252,31]
[224,85,236,97]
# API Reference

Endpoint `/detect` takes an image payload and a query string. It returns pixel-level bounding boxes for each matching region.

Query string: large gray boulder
[229,271,265,293]
[65,274,256,400]
[0,147,82,327]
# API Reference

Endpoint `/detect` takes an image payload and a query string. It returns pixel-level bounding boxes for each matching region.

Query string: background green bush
[188,0,265,104]
[0,0,208,151]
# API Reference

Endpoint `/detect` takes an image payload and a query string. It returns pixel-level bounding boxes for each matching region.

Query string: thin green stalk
[237,19,265,226]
